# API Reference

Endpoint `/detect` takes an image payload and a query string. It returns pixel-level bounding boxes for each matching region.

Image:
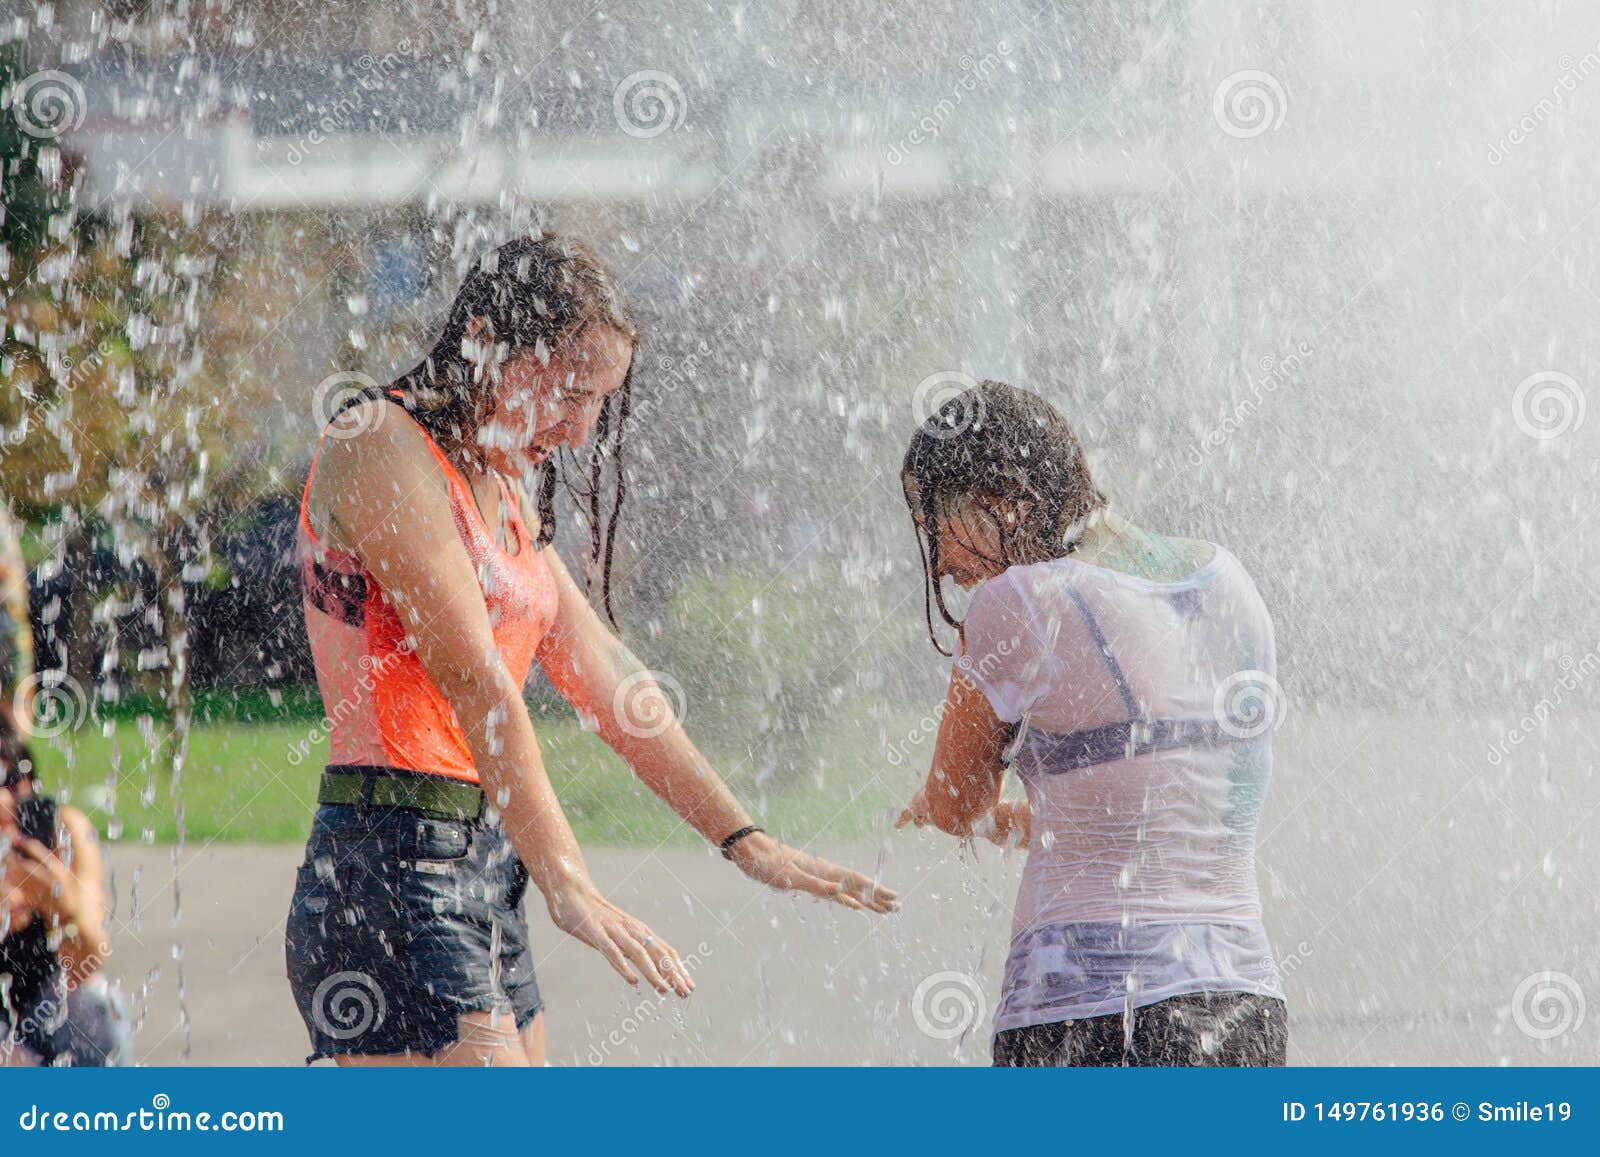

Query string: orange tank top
[296,392,559,784]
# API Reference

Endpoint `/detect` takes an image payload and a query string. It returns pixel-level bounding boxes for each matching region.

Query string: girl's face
[472,322,634,476]
[904,474,1008,590]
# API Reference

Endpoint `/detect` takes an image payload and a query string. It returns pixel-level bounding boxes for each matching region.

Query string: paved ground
[91,708,1600,1065]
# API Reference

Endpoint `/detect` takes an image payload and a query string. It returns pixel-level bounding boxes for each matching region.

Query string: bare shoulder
[307,400,444,548]
[312,398,432,485]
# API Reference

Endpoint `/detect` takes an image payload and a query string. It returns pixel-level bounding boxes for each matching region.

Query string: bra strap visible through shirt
[1065,586,1139,720]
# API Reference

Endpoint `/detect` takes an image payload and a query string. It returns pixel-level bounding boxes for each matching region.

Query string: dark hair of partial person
[0,700,37,789]
[901,380,1107,655]
[332,232,638,625]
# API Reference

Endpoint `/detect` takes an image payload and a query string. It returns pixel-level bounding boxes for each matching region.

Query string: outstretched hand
[546,879,696,998]
[728,831,899,913]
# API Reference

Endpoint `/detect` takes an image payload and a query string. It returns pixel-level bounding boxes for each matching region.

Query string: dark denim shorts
[992,991,1288,1067]
[285,801,543,1062]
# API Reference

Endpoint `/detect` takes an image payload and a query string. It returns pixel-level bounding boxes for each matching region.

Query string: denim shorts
[992,991,1288,1067]
[285,801,543,1062]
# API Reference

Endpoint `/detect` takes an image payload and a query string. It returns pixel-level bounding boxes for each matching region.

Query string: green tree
[3,45,275,787]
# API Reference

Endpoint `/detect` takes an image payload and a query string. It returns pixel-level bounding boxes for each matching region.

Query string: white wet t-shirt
[954,543,1285,1033]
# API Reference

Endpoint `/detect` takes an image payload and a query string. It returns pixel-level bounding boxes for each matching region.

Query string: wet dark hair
[335,233,638,625]
[902,380,1106,654]
[0,701,37,789]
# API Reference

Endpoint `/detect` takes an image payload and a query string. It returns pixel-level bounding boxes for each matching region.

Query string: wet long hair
[902,380,1106,654]
[337,233,638,624]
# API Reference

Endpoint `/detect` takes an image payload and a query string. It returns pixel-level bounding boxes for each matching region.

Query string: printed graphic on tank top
[952,544,1285,1035]
[296,391,558,783]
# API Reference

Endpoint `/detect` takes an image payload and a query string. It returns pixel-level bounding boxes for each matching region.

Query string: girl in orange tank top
[285,234,897,1068]
[298,389,558,783]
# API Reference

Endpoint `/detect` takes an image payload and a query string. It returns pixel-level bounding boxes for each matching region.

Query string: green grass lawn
[29,694,921,849]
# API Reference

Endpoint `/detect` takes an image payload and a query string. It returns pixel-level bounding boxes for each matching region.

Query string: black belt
[317,765,485,821]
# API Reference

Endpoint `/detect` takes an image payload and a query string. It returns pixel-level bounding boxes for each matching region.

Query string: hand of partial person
[893,786,933,831]
[727,830,899,913]
[2,837,80,928]
[544,878,694,998]
[895,790,1031,850]
[976,800,1032,850]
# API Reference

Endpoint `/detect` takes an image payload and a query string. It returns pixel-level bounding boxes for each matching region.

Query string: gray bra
[1003,587,1232,775]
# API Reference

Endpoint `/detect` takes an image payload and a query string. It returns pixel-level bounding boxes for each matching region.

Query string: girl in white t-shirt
[895,380,1287,1067]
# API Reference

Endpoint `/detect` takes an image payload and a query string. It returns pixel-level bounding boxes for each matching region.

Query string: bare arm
[55,807,110,984]
[313,405,689,995]
[523,487,897,913]
[533,545,753,843]
[895,669,1029,847]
